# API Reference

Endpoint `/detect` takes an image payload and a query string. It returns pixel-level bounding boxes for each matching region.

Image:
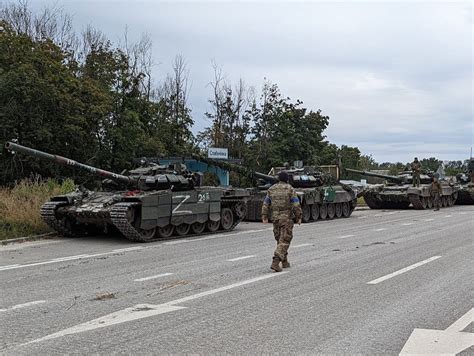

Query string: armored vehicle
[345,168,458,209]
[245,167,357,223]
[455,157,474,205]
[5,142,249,242]
[186,156,357,223]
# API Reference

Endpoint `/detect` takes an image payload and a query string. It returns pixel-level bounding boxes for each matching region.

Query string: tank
[455,157,474,205]
[345,168,458,209]
[246,167,357,222]
[5,142,249,242]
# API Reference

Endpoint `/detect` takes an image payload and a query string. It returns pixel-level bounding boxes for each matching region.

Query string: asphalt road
[1,206,473,355]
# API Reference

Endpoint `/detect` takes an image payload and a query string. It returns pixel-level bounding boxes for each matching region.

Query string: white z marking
[172,195,192,214]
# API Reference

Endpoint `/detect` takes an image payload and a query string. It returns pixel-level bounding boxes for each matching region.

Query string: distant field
[0,179,75,240]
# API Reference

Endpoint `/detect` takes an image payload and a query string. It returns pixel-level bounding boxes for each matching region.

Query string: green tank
[245,167,357,222]
[5,142,249,242]
[345,168,458,209]
[455,157,474,205]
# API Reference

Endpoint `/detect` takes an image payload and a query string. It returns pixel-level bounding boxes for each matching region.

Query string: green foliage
[0,9,196,185]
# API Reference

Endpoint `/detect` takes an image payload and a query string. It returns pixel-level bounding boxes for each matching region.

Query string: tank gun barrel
[5,141,132,185]
[253,171,278,183]
[345,168,402,182]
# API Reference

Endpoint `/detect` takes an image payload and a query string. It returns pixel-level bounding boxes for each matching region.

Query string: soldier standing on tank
[261,171,302,272]
[411,157,422,187]
[430,176,442,211]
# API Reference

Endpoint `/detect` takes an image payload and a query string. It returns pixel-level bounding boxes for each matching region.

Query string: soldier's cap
[278,171,289,183]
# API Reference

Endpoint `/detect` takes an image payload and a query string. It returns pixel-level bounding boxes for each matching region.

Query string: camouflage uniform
[411,159,422,187]
[430,179,442,210]
[261,182,302,268]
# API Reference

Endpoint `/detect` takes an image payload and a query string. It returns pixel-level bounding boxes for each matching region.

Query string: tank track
[110,202,146,242]
[110,200,244,243]
[40,201,75,236]
[408,195,424,209]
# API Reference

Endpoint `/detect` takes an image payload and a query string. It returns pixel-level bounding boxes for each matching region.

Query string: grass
[0,178,75,240]
[357,196,367,207]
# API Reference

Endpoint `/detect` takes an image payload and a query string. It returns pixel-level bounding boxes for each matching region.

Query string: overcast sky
[31,0,473,163]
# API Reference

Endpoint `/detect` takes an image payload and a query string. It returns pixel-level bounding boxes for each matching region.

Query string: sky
[30,0,473,163]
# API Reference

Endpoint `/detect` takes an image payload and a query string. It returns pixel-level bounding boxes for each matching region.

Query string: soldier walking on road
[411,157,422,187]
[430,176,442,211]
[262,171,302,272]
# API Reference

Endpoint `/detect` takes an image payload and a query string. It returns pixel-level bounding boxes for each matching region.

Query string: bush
[0,178,75,240]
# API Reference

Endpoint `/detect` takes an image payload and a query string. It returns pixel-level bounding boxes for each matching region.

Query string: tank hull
[245,185,357,222]
[361,183,458,209]
[41,187,249,242]
[455,184,474,205]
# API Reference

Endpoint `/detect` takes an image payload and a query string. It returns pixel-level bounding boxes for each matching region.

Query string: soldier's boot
[271,257,282,272]
[281,258,290,268]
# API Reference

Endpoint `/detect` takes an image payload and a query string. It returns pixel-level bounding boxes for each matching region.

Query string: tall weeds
[0,178,75,240]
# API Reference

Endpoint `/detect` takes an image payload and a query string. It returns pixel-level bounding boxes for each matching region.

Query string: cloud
[30,0,473,162]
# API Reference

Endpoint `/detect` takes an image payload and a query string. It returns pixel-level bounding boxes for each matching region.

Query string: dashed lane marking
[336,234,355,239]
[0,300,46,312]
[134,273,174,282]
[292,243,312,248]
[423,218,434,222]
[227,255,256,262]
[401,223,414,226]
[367,256,442,285]
[373,228,387,232]
[444,215,452,218]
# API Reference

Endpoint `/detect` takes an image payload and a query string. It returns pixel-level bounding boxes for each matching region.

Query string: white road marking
[445,308,473,332]
[0,248,143,272]
[444,215,452,218]
[25,273,286,345]
[134,273,174,282]
[227,255,256,262]
[336,234,355,239]
[459,212,467,215]
[162,273,288,306]
[373,228,387,232]
[163,240,191,245]
[374,214,382,217]
[113,247,144,253]
[423,218,434,222]
[0,228,274,272]
[292,243,312,248]
[367,256,442,285]
[358,216,368,219]
[164,228,273,245]
[400,308,474,355]
[0,300,46,312]
[401,223,414,226]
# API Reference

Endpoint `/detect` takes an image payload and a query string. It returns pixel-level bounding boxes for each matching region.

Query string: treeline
[0,2,465,187]
[0,1,366,186]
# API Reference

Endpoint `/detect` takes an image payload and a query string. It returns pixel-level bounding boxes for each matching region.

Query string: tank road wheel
[335,203,343,218]
[449,195,455,206]
[220,208,234,230]
[327,203,336,219]
[206,220,220,232]
[442,196,448,207]
[421,197,428,209]
[319,203,328,220]
[427,197,433,209]
[175,224,190,236]
[191,222,206,234]
[157,225,174,238]
[311,204,319,221]
[302,204,311,223]
[342,202,351,217]
[139,227,156,241]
